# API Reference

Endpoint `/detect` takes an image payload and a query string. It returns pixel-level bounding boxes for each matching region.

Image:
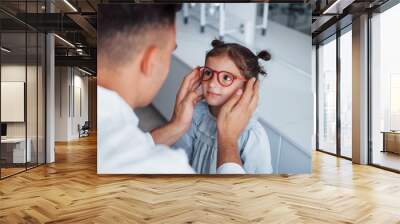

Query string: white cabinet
[1,138,32,163]
[1,82,25,122]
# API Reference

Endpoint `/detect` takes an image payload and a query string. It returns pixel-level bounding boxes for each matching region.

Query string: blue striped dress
[173,100,273,174]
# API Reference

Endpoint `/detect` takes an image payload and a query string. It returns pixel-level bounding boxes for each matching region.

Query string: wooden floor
[373,150,400,171]
[1,167,26,178]
[0,135,400,223]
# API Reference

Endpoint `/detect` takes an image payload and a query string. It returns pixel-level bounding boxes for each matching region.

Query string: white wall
[72,73,89,138]
[1,65,26,129]
[1,63,46,164]
[1,65,40,138]
[55,66,68,141]
[1,82,25,122]
[55,67,89,141]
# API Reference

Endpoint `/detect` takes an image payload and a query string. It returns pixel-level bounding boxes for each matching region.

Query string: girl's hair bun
[211,39,225,48]
[257,50,271,61]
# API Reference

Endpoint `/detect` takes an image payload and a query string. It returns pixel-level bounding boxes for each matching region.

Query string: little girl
[174,39,272,174]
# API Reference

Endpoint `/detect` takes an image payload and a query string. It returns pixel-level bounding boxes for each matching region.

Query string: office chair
[79,121,90,138]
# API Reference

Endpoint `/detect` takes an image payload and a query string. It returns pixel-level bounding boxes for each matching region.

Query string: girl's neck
[209,105,221,118]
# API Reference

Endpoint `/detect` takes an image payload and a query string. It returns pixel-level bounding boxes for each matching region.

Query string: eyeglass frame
[197,66,247,87]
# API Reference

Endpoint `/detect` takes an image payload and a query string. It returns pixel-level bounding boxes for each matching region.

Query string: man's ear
[140,45,158,77]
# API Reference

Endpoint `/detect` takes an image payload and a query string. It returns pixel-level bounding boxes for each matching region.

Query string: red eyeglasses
[197,66,247,87]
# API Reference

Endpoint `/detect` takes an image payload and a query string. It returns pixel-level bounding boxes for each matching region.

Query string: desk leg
[382,133,386,152]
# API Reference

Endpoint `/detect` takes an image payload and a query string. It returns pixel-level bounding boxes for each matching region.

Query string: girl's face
[202,55,246,106]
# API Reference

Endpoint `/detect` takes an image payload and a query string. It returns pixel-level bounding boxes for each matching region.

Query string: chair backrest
[82,121,90,129]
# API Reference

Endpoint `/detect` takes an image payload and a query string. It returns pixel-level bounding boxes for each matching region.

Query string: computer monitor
[1,123,7,137]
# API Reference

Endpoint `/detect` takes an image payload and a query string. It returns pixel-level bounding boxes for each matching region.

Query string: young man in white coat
[97,4,260,174]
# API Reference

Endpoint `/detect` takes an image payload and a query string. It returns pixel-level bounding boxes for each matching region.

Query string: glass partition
[317,36,337,155]
[370,3,400,171]
[0,1,46,179]
[27,30,38,169]
[1,30,28,178]
[339,28,352,158]
[38,32,45,165]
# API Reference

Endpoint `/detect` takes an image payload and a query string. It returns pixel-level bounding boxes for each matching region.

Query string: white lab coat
[97,86,245,174]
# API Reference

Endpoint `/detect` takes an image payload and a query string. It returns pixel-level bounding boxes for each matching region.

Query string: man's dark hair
[98,4,181,66]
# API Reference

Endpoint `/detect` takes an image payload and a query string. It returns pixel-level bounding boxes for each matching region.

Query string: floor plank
[0,134,399,223]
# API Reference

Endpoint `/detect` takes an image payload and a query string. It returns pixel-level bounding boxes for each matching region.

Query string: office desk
[1,138,31,163]
[382,131,400,154]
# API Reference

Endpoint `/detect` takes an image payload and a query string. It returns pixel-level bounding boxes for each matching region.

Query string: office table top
[1,138,30,143]
[381,131,400,134]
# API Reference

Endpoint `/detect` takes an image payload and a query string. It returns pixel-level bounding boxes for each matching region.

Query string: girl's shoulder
[240,115,269,146]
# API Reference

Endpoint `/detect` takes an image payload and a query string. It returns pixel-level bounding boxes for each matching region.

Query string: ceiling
[311,0,392,44]
[0,0,101,74]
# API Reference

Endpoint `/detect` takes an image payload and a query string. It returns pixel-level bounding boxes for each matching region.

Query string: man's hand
[170,67,202,132]
[216,78,260,167]
[151,67,202,146]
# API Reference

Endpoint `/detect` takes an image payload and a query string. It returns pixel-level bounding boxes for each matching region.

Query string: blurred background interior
[148,3,313,174]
